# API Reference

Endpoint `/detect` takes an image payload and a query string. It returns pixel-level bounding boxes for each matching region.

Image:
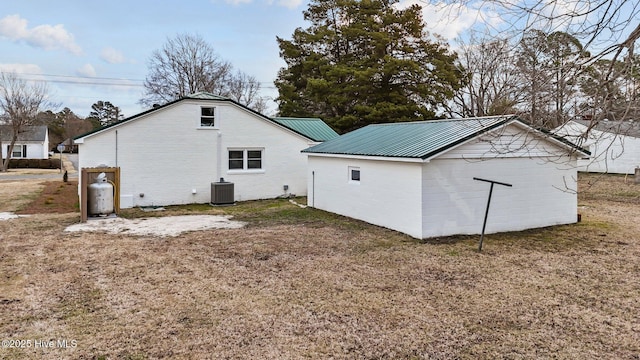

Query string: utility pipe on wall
[216,132,222,181]
[115,130,118,167]
[311,170,315,208]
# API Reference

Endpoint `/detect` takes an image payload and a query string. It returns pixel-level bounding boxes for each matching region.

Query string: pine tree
[275,0,464,133]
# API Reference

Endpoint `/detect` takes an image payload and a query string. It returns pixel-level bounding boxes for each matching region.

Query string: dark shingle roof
[0,125,47,142]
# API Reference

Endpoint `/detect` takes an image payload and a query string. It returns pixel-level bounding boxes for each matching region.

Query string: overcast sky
[0,0,488,118]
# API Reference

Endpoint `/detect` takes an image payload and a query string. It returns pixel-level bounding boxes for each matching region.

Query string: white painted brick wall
[306,130,579,239]
[422,156,578,238]
[307,155,424,238]
[78,100,313,208]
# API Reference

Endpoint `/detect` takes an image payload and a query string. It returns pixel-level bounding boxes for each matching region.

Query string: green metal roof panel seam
[302,115,520,158]
[271,117,339,142]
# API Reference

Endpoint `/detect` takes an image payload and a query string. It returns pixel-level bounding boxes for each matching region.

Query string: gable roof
[0,125,48,142]
[74,92,331,142]
[303,115,588,159]
[272,117,339,142]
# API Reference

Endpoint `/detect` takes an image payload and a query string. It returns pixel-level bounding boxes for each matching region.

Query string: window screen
[201,107,215,127]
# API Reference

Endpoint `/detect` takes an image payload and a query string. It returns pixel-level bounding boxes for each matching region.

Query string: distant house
[74,92,338,208]
[303,115,589,239]
[0,125,50,160]
[554,119,640,174]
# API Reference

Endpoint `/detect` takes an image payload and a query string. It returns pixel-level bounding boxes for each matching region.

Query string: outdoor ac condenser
[211,179,234,205]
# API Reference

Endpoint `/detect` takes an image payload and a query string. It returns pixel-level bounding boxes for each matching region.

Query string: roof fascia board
[422,118,589,161]
[74,99,186,141]
[419,116,513,161]
[200,95,316,141]
[305,152,424,163]
[75,95,317,143]
[509,120,590,156]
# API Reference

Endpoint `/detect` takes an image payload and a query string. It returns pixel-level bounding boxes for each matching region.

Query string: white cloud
[222,0,253,5]
[396,1,502,40]
[0,63,42,75]
[276,0,304,9]
[0,14,83,55]
[76,64,96,77]
[215,0,302,8]
[0,63,48,86]
[100,47,126,64]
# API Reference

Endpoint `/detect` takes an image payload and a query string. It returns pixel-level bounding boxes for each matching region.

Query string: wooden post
[635,167,640,184]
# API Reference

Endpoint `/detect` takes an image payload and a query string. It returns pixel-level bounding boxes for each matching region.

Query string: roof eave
[74,94,318,143]
[304,152,424,163]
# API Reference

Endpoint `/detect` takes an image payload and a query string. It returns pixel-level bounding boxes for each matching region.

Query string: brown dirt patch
[14,181,78,214]
[0,174,639,359]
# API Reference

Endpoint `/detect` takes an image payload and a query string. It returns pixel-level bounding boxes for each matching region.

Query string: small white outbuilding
[303,115,589,239]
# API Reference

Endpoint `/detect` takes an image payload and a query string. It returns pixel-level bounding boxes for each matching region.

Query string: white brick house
[303,116,589,239]
[74,92,337,208]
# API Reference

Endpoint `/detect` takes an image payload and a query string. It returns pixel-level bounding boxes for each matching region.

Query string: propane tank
[88,172,114,216]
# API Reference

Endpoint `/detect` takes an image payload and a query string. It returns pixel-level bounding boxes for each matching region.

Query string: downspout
[216,132,222,181]
[115,130,118,167]
[311,170,315,208]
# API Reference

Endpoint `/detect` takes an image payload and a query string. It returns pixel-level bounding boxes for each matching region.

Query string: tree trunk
[1,135,18,172]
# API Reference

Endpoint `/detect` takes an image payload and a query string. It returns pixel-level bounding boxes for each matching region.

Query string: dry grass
[0,174,639,359]
[0,179,47,212]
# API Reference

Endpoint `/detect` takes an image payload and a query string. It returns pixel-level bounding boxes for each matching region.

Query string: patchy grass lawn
[0,174,639,359]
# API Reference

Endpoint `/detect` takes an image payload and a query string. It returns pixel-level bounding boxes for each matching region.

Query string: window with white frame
[349,166,360,183]
[9,145,26,158]
[228,149,263,170]
[200,107,215,127]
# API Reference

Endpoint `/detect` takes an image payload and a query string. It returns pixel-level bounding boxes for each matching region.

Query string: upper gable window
[200,107,215,127]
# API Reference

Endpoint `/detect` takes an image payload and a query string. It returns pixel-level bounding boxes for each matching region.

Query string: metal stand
[473,177,512,252]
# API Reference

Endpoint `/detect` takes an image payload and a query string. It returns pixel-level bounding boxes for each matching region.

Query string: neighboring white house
[74,92,338,208]
[554,119,640,174]
[0,125,50,160]
[303,115,589,239]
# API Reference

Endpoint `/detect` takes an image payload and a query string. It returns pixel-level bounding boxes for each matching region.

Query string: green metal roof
[303,115,523,159]
[184,92,228,101]
[272,117,339,142]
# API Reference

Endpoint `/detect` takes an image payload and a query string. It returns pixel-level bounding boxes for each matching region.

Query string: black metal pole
[473,177,512,252]
[478,182,494,252]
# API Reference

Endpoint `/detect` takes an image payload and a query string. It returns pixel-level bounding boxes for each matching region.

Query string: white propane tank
[88,172,114,216]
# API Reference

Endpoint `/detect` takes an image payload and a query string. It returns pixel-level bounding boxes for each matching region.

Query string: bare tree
[450,35,522,117]
[226,70,267,113]
[141,33,268,112]
[0,72,53,172]
[429,1,640,123]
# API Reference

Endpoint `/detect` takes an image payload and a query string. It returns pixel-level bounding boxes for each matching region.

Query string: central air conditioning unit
[211,178,234,205]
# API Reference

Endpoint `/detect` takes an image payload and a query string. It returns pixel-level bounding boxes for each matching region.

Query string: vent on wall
[211,179,234,205]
